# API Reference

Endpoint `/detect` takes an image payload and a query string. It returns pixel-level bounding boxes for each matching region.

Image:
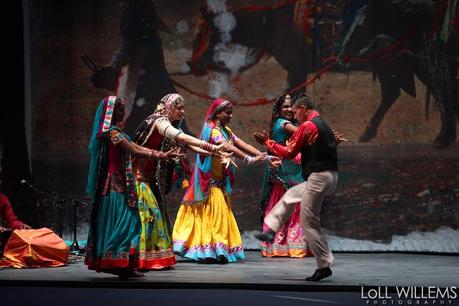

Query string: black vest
[301,116,338,179]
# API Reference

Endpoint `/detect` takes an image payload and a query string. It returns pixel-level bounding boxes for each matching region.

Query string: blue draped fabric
[86,99,105,198]
[84,96,141,272]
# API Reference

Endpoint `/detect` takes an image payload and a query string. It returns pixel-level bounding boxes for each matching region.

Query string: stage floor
[1,251,458,290]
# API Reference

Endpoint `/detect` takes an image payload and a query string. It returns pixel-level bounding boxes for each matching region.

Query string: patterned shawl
[181,98,236,205]
[133,93,185,199]
[86,96,136,207]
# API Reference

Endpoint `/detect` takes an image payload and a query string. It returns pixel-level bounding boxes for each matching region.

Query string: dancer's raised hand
[253,130,269,145]
[332,129,348,145]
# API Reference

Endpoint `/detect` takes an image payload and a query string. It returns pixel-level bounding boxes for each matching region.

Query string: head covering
[181,98,235,205]
[134,93,185,145]
[86,96,117,198]
[204,98,231,122]
[153,93,185,117]
[135,93,185,146]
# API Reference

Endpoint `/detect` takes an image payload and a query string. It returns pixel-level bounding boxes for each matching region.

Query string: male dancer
[254,93,343,281]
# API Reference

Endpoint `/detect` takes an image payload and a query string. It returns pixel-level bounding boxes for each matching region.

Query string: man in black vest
[254,93,340,281]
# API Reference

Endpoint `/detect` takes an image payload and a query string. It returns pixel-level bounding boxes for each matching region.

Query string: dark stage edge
[1,251,458,291]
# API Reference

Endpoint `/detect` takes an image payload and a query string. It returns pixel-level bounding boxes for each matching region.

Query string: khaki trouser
[265,170,338,269]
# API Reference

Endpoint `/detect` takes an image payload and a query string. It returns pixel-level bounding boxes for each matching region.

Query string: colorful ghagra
[173,125,245,263]
[134,179,176,269]
[133,118,179,270]
[260,118,310,257]
[85,116,141,272]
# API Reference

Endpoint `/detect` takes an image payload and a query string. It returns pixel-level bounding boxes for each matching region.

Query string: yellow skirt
[172,187,245,263]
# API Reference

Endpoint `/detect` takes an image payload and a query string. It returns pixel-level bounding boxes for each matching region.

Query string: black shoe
[118,270,129,281]
[305,267,332,281]
[253,230,275,243]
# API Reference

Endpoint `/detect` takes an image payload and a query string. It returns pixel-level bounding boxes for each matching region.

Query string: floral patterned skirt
[136,181,176,270]
[261,183,310,257]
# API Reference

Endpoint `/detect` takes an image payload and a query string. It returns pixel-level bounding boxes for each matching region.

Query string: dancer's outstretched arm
[156,119,226,153]
[213,137,264,166]
[254,122,314,160]
[187,144,228,157]
[114,129,182,160]
[118,137,169,159]
[187,144,236,168]
[233,137,264,157]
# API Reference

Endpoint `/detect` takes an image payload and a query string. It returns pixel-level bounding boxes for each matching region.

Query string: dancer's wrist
[243,155,255,164]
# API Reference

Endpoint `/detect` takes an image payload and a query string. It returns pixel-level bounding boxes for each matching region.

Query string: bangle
[243,155,255,164]
[199,140,215,152]
[199,140,207,150]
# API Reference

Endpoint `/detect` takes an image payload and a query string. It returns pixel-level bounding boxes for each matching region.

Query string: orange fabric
[1,228,69,268]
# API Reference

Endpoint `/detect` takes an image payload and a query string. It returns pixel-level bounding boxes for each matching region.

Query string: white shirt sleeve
[156,118,182,140]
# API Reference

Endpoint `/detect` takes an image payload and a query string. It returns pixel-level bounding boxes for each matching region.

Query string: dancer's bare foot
[118,269,144,280]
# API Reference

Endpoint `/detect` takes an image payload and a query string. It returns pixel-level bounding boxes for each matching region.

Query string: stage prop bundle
[0,228,69,268]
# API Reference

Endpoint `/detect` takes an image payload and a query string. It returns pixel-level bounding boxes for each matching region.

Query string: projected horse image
[338,0,458,148]
[187,0,458,148]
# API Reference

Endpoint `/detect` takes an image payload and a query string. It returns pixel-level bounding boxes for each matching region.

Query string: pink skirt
[261,183,311,257]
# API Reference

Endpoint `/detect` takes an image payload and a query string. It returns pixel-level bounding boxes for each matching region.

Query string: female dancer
[258,94,309,257]
[85,96,178,279]
[173,98,265,264]
[132,93,229,270]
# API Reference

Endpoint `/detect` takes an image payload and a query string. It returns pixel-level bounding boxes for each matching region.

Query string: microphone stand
[57,197,64,238]
[47,193,67,239]
[71,199,79,254]
[69,198,88,255]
